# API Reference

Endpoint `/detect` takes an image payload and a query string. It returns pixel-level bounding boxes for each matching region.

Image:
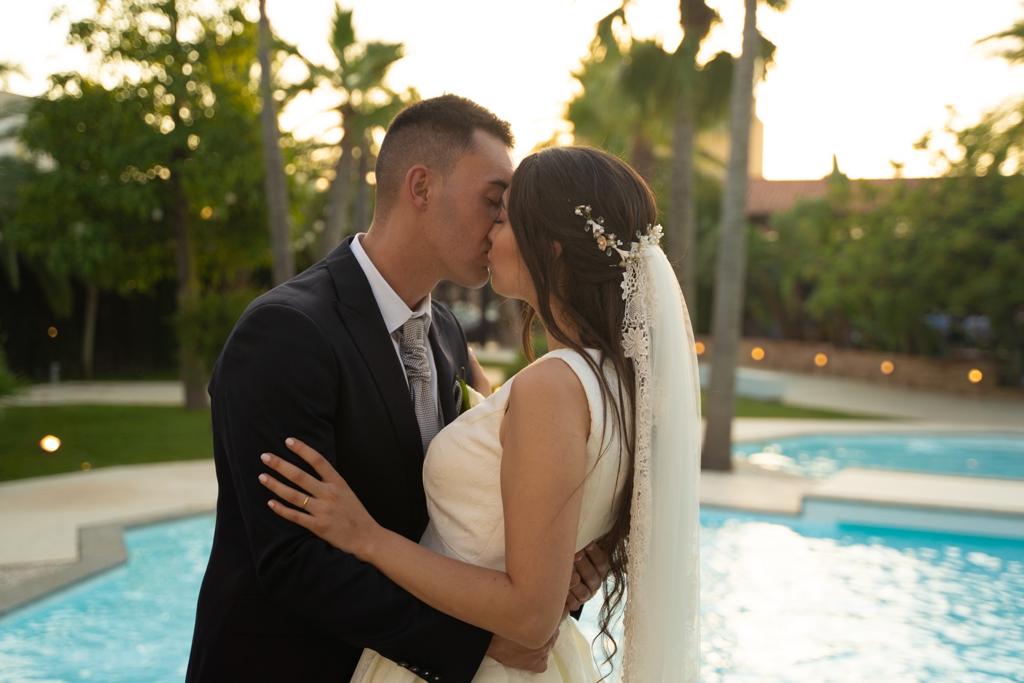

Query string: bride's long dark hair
[506,145,658,673]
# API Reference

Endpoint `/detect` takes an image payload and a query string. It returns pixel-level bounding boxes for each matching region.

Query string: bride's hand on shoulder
[258,437,381,560]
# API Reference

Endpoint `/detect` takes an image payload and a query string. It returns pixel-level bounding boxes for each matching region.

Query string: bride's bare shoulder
[505,354,589,429]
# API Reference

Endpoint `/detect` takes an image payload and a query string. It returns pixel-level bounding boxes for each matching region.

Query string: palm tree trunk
[168,2,206,411]
[702,0,758,471]
[670,99,699,323]
[673,0,717,324]
[81,282,98,379]
[353,133,371,230]
[258,0,294,285]
[631,133,656,185]
[317,110,356,259]
[170,167,206,410]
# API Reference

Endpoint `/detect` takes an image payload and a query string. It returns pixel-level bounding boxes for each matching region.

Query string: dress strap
[538,348,608,448]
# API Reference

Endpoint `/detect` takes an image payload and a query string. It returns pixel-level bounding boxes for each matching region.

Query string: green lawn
[0,405,213,482]
[0,397,877,481]
[723,395,880,419]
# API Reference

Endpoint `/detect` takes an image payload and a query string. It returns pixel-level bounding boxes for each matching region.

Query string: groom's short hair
[374,94,513,214]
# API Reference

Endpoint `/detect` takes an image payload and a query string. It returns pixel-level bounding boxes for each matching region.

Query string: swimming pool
[0,512,1021,682]
[733,433,1024,479]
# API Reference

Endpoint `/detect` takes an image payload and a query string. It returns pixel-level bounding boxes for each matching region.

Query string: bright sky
[1,0,1023,179]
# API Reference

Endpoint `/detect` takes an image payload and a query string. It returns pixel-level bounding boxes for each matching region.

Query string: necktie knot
[400,316,431,382]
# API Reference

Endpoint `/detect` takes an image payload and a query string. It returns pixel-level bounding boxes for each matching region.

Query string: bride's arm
[259,358,589,649]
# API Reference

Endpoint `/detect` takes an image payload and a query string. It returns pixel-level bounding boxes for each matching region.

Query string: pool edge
[0,508,213,618]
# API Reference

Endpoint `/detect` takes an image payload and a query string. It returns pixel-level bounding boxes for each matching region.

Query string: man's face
[427,129,514,288]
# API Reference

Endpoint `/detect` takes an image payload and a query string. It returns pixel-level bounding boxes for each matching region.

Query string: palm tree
[349,90,414,230]
[669,0,719,319]
[571,6,733,291]
[702,0,786,471]
[0,62,25,90]
[980,17,1024,63]
[293,6,404,259]
[618,39,677,183]
[568,8,671,179]
[257,0,294,285]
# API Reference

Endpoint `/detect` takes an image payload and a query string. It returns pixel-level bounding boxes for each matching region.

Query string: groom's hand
[467,347,492,396]
[486,626,561,673]
[566,542,611,611]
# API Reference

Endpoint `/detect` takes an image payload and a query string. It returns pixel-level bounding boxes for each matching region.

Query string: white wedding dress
[351,347,630,682]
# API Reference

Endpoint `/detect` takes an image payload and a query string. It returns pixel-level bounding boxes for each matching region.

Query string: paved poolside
[6,417,1019,565]
[3,417,1022,615]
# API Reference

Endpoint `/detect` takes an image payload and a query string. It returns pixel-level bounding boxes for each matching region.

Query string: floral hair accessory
[574,204,664,267]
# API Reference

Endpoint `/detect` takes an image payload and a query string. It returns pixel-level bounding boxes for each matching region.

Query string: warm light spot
[81,461,92,471]
[695,341,706,356]
[365,171,377,186]
[315,177,330,192]
[814,353,828,367]
[751,347,766,361]
[200,206,213,220]
[40,435,61,453]
[880,360,895,375]
[968,369,983,384]
[47,326,58,339]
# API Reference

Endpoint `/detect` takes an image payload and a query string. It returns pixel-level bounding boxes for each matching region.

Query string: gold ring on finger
[301,495,310,510]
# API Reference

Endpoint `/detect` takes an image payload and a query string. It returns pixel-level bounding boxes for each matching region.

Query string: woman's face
[486,188,535,306]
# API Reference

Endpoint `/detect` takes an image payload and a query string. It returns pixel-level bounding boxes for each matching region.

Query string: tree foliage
[7,1,270,394]
[746,124,1024,384]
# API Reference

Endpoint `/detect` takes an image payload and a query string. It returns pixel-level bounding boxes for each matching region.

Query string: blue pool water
[733,433,1024,479]
[1,512,1022,682]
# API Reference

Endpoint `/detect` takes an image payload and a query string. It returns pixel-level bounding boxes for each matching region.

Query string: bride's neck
[541,301,583,352]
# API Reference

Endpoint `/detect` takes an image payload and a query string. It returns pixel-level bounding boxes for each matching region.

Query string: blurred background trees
[0,0,1021,422]
[740,15,1024,388]
[0,1,412,405]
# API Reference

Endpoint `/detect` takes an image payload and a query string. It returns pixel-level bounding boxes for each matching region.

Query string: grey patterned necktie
[398,315,442,454]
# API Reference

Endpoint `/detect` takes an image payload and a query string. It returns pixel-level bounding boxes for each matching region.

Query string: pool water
[733,433,1024,479]
[1,512,1022,682]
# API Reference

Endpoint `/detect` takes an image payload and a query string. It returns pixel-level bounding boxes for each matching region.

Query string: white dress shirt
[350,233,440,413]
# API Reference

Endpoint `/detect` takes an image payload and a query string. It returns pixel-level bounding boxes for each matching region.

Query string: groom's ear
[406,165,432,211]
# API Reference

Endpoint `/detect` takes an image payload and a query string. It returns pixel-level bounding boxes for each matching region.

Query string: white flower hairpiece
[574,204,664,267]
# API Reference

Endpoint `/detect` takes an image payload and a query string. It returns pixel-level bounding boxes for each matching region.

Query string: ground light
[40,435,62,453]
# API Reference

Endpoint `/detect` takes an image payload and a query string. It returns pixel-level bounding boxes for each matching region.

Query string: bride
[259,146,701,682]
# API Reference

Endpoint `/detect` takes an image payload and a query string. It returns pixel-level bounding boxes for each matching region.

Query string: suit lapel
[326,239,424,458]
[428,323,460,426]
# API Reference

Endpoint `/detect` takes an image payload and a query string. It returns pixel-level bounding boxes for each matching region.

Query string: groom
[186,95,605,682]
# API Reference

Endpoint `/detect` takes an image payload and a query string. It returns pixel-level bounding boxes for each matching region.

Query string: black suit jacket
[186,238,491,682]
